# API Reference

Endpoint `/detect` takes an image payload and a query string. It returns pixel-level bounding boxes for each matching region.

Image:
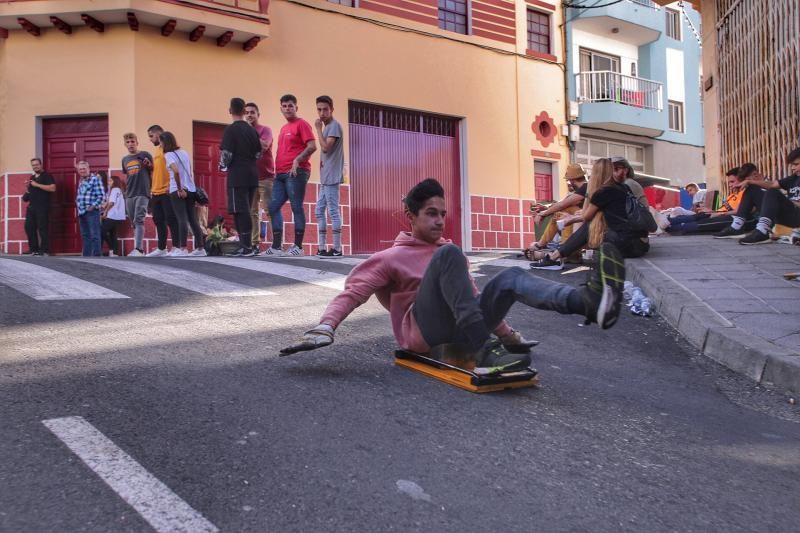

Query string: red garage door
[349,102,462,254]
[43,116,109,255]
[192,122,229,226]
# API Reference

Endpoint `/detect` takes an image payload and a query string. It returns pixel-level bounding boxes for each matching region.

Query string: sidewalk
[626,235,800,395]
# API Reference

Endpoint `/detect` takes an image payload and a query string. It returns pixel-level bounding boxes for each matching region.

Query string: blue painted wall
[567,2,704,148]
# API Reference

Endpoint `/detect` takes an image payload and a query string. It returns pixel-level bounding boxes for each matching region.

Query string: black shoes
[738,229,771,245]
[578,242,625,329]
[713,226,747,239]
[476,338,532,372]
[228,247,255,257]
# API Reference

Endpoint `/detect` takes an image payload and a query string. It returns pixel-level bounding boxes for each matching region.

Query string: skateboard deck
[394,350,539,393]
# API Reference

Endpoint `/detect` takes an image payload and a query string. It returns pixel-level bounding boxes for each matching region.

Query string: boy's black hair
[316,95,334,108]
[245,102,259,113]
[725,167,740,177]
[737,163,758,180]
[280,94,297,104]
[786,147,800,164]
[404,178,445,215]
[147,125,164,134]
[230,98,246,115]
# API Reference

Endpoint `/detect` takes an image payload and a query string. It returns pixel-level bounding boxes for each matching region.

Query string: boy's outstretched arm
[279,255,390,356]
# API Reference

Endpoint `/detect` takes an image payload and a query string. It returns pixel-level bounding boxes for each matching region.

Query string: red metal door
[192,122,230,225]
[43,116,109,254]
[534,161,554,202]
[349,103,461,254]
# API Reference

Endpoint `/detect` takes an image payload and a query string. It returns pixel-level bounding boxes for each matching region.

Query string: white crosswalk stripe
[69,258,275,297]
[0,258,128,300]
[194,257,347,290]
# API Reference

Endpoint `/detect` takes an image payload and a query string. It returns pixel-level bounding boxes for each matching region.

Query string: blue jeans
[269,170,309,243]
[315,184,341,247]
[79,210,102,256]
[413,244,580,351]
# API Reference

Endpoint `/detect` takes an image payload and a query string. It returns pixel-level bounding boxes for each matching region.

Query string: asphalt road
[1,254,798,532]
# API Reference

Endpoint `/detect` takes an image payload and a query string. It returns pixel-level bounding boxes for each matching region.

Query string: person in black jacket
[219,97,262,257]
[24,158,56,256]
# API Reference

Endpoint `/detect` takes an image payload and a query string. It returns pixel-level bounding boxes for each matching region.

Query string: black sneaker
[530,255,562,271]
[476,338,532,373]
[578,242,625,329]
[329,249,343,258]
[738,230,771,245]
[228,247,254,257]
[252,247,262,257]
[713,226,747,239]
[316,249,331,257]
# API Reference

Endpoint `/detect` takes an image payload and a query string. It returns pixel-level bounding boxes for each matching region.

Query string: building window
[668,100,684,132]
[666,8,681,40]
[527,9,551,54]
[328,0,355,5]
[438,0,468,35]
[575,138,646,173]
[533,161,555,202]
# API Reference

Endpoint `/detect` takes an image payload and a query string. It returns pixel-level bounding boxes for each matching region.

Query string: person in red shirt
[244,102,275,254]
[266,94,317,256]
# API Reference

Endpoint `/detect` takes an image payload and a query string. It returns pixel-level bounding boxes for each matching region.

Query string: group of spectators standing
[522,146,800,270]
[22,94,346,258]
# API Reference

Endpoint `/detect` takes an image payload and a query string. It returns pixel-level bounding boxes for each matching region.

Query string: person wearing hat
[523,163,588,259]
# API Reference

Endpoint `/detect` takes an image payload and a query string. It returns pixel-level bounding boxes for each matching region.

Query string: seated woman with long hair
[530,158,650,270]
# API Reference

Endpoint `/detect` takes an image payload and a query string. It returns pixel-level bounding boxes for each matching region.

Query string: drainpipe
[560,5,574,165]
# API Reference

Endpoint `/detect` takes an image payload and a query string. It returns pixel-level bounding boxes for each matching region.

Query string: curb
[626,258,800,395]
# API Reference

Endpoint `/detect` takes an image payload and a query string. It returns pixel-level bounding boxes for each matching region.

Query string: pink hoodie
[319,231,512,353]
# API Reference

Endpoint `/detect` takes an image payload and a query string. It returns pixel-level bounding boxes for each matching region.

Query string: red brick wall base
[1,173,352,256]
[470,194,535,252]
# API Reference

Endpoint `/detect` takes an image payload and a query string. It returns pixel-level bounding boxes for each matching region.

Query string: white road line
[470,258,528,269]
[0,258,128,300]
[42,416,218,533]
[310,256,365,266]
[195,257,347,290]
[69,258,275,297]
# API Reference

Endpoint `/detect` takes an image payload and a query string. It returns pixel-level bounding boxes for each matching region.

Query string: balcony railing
[576,71,663,111]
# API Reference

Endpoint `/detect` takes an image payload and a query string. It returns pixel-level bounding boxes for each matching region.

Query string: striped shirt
[76,174,105,215]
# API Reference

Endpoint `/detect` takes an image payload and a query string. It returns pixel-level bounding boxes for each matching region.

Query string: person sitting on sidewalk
[656,167,754,234]
[279,178,625,372]
[713,148,800,244]
[523,163,587,259]
[655,182,707,220]
[530,158,653,270]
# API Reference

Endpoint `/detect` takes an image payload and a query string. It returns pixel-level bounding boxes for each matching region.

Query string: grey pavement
[0,254,799,532]
[627,235,800,394]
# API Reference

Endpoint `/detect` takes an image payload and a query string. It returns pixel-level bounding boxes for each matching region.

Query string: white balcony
[575,71,665,136]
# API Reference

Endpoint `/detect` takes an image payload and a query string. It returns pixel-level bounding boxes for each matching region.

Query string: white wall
[572,28,640,76]
[666,48,685,102]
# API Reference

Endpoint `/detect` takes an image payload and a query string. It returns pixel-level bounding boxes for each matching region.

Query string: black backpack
[608,184,657,234]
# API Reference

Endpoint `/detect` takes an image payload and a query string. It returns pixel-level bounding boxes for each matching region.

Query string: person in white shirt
[101,174,127,257]
[161,131,206,257]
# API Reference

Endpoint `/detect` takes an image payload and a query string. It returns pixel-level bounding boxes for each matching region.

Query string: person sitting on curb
[530,158,653,270]
[280,178,625,372]
[523,163,587,260]
[713,148,800,244]
[655,166,755,234]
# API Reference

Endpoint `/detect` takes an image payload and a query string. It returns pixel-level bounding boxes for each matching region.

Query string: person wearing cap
[530,158,652,270]
[524,163,588,259]
[610,156,649,208]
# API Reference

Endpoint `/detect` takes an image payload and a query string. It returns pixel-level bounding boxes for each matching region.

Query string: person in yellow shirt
[145,125,180,257]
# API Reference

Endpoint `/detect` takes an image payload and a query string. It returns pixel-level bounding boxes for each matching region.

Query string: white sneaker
[108,251,117,258]
[285,244,304,257]
[651,208,670,231]
[146,248,168,258]
[170,249,189,257]
[264,247,287,257]
[127,249,144,257]
[189,249,207,257]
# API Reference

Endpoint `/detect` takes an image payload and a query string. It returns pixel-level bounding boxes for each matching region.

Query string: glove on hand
[279,325,334,356]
